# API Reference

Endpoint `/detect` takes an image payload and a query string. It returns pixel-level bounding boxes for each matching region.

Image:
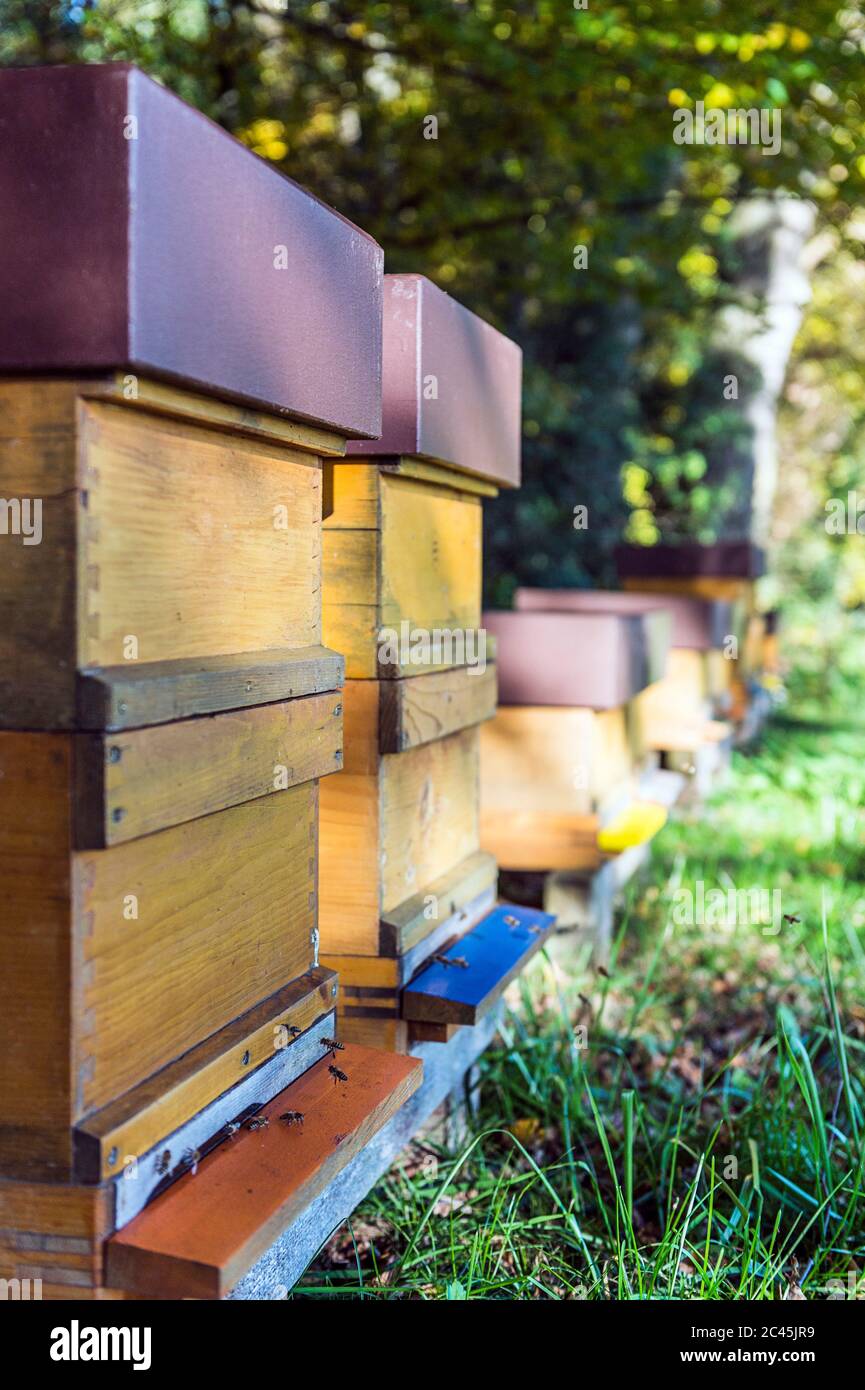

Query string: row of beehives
[0,64,775,1303]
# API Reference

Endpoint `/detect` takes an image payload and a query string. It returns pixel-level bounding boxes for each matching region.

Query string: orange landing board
[106,1044,421,1299]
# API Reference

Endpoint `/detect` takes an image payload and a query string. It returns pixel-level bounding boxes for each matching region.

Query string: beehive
[479,608,682,872]
[320,275,553,1052]
[615,540,766,719]
[515,588,735,783]
[0,64,423,1301]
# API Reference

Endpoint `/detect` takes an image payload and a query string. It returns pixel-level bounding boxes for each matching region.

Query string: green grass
[297,705,865,1300]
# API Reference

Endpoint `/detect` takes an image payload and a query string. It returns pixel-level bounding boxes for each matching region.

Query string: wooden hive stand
[516,589,736,799]
[479,608,684,959]
[615,540,773,745]
[319,273,554,1077]
[0,63,422,1301]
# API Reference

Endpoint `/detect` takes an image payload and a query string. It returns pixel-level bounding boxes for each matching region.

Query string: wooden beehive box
[0,64,423,1301]
[480,608,682,871]
[515,588,734,766]
[615,541,764,719]
[320,274,554,1051]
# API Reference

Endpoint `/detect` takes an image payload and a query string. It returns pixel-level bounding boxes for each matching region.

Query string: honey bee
[528,924,544,935]
[432,953,469,969]
[245,1115,269,1131]
[223,1120,242,1139]
[181,1147,201,1176]
[155,1149,172,1175]
[504,914,520,928]
[286,1025,302,1037]
[279,1110,305,1128]
[320,1036,345,1054]
[783,913,801,925]
[329,1065,348,1085]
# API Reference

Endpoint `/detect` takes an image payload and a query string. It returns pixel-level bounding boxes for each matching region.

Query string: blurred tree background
[3,0,864,613]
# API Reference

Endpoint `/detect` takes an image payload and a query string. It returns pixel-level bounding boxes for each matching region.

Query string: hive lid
[346,274,522,487]
[615,541,765,581]
[0,64,383,438]
[483,608,670,708]
[515,587,732,651]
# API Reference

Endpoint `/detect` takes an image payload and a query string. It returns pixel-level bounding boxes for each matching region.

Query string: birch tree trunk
[709,196,816,545]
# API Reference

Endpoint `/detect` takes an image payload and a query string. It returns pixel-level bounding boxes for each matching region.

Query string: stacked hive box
[479,608,684,955]
[616,540,765,721]
[320,274,554,1054]
[0,64,422,1301]
[516,589,734,795]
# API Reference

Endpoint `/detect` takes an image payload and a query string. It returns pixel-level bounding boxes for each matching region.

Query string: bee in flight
[320,1036,345,1055]
[329,1065,348,1085]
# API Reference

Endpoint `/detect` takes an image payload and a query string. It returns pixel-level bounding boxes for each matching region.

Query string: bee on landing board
[279,1110,305,1128]
[431,953,469,969]
[155,1149,172,1175]
[329,1064,348,1085]
[245,1115,269,1132]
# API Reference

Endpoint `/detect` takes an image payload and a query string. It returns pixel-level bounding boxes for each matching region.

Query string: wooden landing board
[74,968,337,1182]
[106,1045,422,1299]
[379,664,497,752]
[401,902,555,1025]
[77,644,344,731]
[228,1007,502,1297]
[75,690,342,847]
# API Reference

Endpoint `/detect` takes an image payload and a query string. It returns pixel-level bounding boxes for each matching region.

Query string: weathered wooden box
[480,608,679,871]
[0,63,426,1302]
[320,275,554,1050]
[615,541,765,739]
[515,587,734,765]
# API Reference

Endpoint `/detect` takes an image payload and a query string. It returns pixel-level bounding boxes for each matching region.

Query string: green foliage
[4,3,865,582]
